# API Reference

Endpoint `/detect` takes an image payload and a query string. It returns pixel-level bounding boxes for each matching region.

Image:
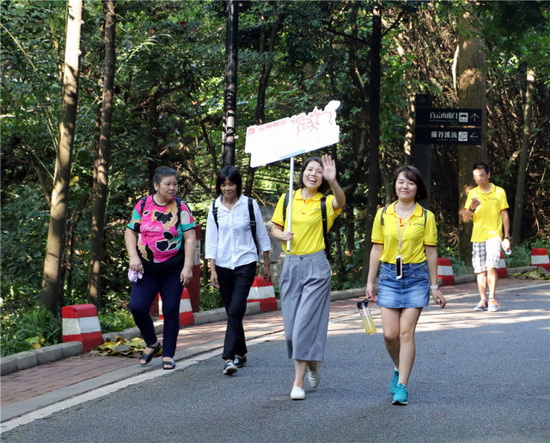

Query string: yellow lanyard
[397,205,415,254]
[397,217,410,255]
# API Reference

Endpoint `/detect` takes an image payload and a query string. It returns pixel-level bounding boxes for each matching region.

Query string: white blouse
[205,194,271,269]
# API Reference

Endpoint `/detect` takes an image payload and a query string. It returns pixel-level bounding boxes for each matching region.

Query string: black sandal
[162,359,176,370]
[139,341,161,365]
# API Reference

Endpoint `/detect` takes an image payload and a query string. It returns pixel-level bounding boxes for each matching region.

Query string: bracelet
[504,237,510,239]
[430,285,439,290]
[469,207,476,212]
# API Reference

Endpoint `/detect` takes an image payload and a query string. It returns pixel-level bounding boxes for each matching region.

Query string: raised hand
[321,154,337,184]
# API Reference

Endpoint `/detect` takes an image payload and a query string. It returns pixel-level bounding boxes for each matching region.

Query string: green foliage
[97,291,135,333]
[0,308,61,357]
[505,242,532,268]
[1,184,49,310]
[438,245,474,276]
[1,0,548,358]
[507,238,550,268]
[199,284,224,311]
[331,248,365,291]
[98,310,136,333]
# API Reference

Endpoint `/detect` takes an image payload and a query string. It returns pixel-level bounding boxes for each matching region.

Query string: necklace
[396,202,416,219]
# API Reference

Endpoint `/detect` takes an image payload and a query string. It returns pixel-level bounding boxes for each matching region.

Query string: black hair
[153,166,178,184]
[298,156,330,194]
[472,162,490,174]
[215,165,242,197]
[393,165,429,201]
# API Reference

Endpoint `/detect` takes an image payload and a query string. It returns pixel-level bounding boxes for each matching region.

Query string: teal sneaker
[392,383,409,405]
[488,299,500,312]
[389,369,399,395]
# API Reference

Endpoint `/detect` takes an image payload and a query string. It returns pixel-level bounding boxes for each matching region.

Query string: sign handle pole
[286,157,294,252]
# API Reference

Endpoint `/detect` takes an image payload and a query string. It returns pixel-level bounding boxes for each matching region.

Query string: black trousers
[216,262,256,360]
[130,268,182,358]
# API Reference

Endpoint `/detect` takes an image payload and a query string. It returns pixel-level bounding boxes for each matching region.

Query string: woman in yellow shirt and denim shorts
[366,166,446,406]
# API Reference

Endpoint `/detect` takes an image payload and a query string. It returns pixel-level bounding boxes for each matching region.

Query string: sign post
[415,108,482,126]
[412,94,432,209]
[414,127,482,145]
[245,101,341,251]
[414,104,483,146]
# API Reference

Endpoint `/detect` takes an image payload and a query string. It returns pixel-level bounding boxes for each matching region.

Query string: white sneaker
[307,365,321,389]
[290,386,305,400]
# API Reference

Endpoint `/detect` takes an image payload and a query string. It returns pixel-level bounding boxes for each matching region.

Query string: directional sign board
[245,101,340,168]
[415,127,482,145]
[415,108,482,127]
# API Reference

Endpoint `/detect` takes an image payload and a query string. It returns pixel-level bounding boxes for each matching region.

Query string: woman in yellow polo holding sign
[366,165,446,406]
[271,154,345,401]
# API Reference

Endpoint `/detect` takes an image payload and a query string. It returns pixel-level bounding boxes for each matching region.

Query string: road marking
[1,330,288,433]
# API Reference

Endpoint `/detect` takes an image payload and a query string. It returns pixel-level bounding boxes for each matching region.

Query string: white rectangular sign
[245,100,340,167]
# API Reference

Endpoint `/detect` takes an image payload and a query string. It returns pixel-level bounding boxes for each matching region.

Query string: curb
[0,267,538,376]
[1,342,82,376]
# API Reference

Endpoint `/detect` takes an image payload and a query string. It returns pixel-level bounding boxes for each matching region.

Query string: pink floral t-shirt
[127,196,195,268]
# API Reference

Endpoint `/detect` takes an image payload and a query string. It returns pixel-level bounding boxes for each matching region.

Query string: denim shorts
[377,261,430,309]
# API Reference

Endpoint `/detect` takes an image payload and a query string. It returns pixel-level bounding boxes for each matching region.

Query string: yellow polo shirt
[465,184,509,242]
[371,202,437,264]
[272,190,343,256]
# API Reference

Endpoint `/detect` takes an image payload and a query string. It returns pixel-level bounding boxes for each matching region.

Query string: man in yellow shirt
[463,162,511,312]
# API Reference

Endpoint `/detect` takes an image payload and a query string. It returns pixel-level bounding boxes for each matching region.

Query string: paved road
[1,279,549,442]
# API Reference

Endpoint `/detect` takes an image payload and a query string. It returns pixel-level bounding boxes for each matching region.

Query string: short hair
[215,165,242,197]
[153,166,178,184]
[472,162,490,174]
[393,165,429,201]
[298,156,330,194]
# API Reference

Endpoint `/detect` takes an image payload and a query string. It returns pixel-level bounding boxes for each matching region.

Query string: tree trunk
[456,7,487,262]
[41,0,83,315]
[223,0,238,167]
[244,12,285,195]
[88,0,116,307]
[147,92,159,190]
[512,69,535,244]
[362,3,382,283]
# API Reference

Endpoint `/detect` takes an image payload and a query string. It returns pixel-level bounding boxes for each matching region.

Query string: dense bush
[1,308,61,357]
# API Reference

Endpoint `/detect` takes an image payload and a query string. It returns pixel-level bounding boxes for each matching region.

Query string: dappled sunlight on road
[416,310,549,332]
[325,280,550,336]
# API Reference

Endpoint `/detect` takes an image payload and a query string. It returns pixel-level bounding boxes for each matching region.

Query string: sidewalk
[0,270,540,423]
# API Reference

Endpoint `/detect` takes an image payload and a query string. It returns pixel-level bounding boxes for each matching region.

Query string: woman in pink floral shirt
[124,166,196,370]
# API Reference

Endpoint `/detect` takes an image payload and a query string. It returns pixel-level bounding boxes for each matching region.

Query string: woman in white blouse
[205,166,272,375]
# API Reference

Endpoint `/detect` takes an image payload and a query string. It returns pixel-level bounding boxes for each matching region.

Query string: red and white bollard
[62,304,103,352]
[248,276,277,312]
[437,258,455,286]
[531,248,550,271]
[497,251,508,278]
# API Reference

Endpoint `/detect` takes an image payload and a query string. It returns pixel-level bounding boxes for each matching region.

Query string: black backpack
[211,197,260,253]
[283,192,330,259]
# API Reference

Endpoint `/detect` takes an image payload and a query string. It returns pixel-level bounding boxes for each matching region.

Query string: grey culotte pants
[280,250,331,361]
